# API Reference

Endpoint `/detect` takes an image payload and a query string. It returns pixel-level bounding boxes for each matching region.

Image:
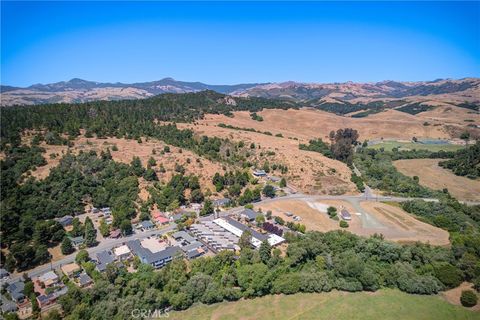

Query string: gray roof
[181,241,203,253]
[70,236,84,245]
[7,281,24,294]
[78,273,93,286]
[213,198,231,206]
[1,295,17,313]
[172,231,196,244]
[186,249,203,259]
[127,239,181,265]
[0,268,9,278]
[96,250,115,271]
[240,208,260,220]
[225,217,268,241]
[341,209,351,219]
[140,220,155,229]
[56,215,74,226]
[171,213,184,221]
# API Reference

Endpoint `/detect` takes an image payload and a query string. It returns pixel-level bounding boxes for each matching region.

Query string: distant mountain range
[1,77,479,107]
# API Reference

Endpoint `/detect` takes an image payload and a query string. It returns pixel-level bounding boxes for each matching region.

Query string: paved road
[6,225,176,284]
[8,186,468,284]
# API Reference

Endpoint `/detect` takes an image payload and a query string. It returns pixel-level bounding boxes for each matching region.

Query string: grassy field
[168,289,479,320]
[367,141,464,152]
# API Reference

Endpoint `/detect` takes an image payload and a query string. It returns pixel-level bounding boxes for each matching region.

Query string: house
[181,241,206,259]
[172,230,196,245]
[1,295,17,313]
[239,208,260,222]
[114,245,131,261]
[37,293,56,308]
[213,198,231,207]
[109,229,121,239]
[61,262,81,277]
[95,250,115,272]
[152,211,170,225]
[170,213,184,222]
[38,271,59,287]
[77,273,93,288]
[0,268,10,280]
[55,215,74,227]
[340,209,352,221]
[190,203,202,212]
[268,176,281,182]
[139,220,155,231]
[127,239,182,269]
[100,207,112,216]
[69,236,84,247]
[252,169,267,177]
[7,281,25,303]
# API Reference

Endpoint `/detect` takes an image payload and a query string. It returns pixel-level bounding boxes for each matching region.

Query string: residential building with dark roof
[239,208,261,222]
[95,250,115,272]
[127,240,182,269]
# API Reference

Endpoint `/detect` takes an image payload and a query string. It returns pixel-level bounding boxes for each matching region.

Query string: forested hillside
[439,142,480,179]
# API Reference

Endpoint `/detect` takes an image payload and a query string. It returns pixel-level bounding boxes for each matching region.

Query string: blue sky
[1,1,479,86]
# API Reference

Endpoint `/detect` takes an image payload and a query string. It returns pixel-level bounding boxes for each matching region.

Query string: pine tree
[259,240,272,264]
[61,237,74,255]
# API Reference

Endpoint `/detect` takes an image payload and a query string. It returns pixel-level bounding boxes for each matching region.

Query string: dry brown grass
[178,118,356,195]
[394,159,480,202]
[24,135,228,201]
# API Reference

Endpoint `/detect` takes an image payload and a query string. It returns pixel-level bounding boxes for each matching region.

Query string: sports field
[168,289,479,320]
[367,140,463,152]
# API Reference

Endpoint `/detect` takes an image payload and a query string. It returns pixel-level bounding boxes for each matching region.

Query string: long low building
[190,221,239,252]
[214,217,285,248]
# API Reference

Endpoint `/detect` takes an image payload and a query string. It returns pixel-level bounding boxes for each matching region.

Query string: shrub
[339,220,349,228]
[434,263,463,289]
[460,290,478,307]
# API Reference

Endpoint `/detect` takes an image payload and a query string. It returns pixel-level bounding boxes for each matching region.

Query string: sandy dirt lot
[441,282,480,312]
[359,201,450,246]
[256,199,449,245]
[394,159,480,202]
[178,120,356,195]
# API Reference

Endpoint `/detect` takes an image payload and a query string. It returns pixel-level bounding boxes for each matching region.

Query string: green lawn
[368,141,464,152]
[168,289,479,320]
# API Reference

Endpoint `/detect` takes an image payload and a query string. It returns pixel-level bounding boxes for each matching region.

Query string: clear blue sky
[1,1,479,86]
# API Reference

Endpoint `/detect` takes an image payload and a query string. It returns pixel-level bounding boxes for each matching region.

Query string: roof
[7,281,24,293]
[114,245,131,256]
[61,263,81,275]
[140,220,155,229]
[37,293,55,305]
[56,215,74,226]
[240,208,260,220]
[127,239,181,265]
[39,271,58,283]
[224,217,268,241]
[181,241,203,252]
[78,273,93,286]
[110,229,121,238]
[172,230,196,243]
[171,213,184,221]
[96,250,115,272]
[213,198,231,206]
[0,268,9,278]
[70,236,84,244]
[341,209,352,219]
[155,217,170,224]
[1,295,17,313]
